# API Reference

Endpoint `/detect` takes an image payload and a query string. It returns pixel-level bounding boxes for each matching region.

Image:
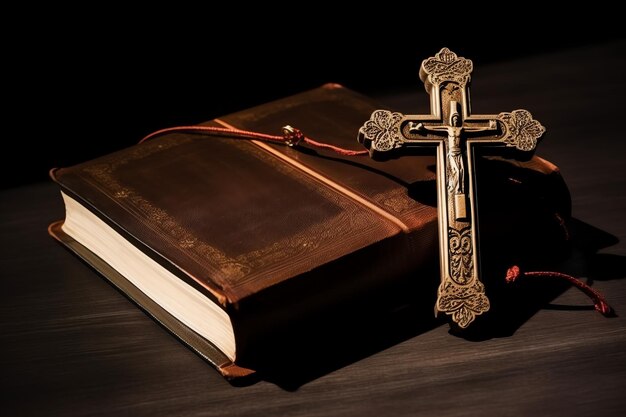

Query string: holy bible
[49,84,570,380]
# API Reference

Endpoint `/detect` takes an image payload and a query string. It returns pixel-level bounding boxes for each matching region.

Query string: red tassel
[505,265,614,317]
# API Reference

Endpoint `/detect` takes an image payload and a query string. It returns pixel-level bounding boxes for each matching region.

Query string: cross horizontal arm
[358,109,545,157]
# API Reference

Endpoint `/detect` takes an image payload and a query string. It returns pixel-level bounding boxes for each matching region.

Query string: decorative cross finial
[358,48,545,328]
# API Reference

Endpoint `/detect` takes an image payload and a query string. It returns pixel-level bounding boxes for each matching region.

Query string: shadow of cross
[358,48,546,328]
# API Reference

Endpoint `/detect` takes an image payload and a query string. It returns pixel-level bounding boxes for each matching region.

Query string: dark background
[5,10,622,189]
[3,12,626,416]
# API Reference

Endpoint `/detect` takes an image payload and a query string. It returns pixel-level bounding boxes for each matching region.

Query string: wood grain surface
[2,41,625,416]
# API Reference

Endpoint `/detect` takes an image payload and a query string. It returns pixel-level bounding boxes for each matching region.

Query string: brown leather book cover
[49,84,570,380]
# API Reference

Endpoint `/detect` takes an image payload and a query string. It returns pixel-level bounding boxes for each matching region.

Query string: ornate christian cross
[358,48,546,328]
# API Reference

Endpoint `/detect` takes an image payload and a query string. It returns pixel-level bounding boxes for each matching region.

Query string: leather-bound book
[49,84,570,380]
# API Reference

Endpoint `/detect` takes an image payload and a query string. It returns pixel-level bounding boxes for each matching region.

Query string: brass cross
[358,48,546,328]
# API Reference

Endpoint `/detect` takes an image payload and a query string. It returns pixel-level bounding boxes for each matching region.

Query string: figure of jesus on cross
[410,103,498,220]
[358,48,546,328]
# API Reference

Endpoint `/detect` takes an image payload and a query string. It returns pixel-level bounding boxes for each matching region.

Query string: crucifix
[358,48,546,328]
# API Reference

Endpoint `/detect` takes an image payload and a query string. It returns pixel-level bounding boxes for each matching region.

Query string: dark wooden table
[2,42,625,416]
